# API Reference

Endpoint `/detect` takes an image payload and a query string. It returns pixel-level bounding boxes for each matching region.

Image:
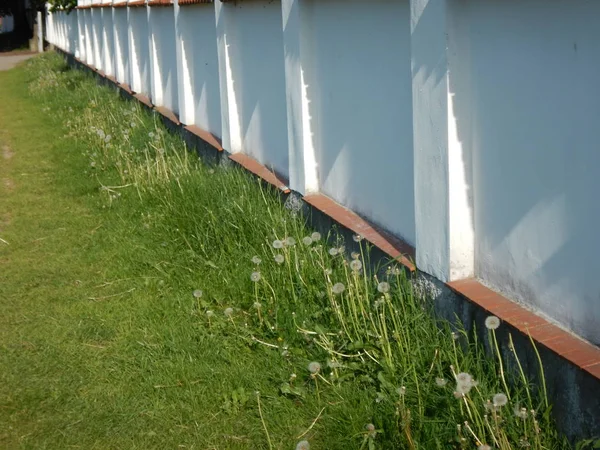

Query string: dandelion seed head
[251,256,262,265]
[192,289,203,298]
[253,302,262,309]
[435,377,447,387]
[325,268,332,276]
[337,246,345,254]
[377,282,390,294]
[250,271,261,282]
[206,310,214,318]
[104,135,112,143]
[350,259,363,272]
[332,282,345,295]
[493,393,508,407]
[328,247,338,256]
[311,232,321,241]
[296,440,310,450]
[478,445,491,450]
[308,361,321,374]
[351,251,360,260]
[353,234,364,242]
[148,132,155,138]
[130,121,136,128]
[272,240,283,249]
[514,405,528,419]
[302,236,313,246]
[224,307,233,317]
[453,391,464,399]
[485,315,501,330]
[285,237,296,247]
[274,254,285,264]
[451,332,459,340]
[456,372,472,384]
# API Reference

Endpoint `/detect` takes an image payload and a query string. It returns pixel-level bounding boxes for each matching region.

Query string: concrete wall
[149,7,178,112]
[51,0,600,349]
[101,7,114,76]
[218,0,289,178]
[175,3,221,137]
[300,0,414,245]
[127,5,151,97]
[91,7,103,69]
[447,0,600,344]
[112,7,129,85]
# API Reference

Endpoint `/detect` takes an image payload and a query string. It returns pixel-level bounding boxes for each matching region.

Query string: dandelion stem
[255,392,273,450]
[491,329,511,400]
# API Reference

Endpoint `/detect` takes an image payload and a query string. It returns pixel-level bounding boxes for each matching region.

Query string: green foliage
[47,0,77,13]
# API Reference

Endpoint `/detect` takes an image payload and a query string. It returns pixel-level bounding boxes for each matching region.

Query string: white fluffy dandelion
[350,260,363,272]
[353,234,364,242]
[192,289,203,298]
[148,131,155,138]
[351,251,360,260]
[253,302,262,310]
[302,236,313,246]
[332,283,345,295]
[328,248,339,256]
[365,423,376,437]
[311,232,321,241]
[272,239,283,249]
[435,377,447,387]
[296,440,310,450]
[251,256,262,265]
[274,254,285,264]
[250,272,261,282]
[377,282,390,294]
[224,307,234,317]
[285,237,296,247]
[478,445,491,450]
[485,315,501,330]
[206,310,214,318]
[493,393,508,407]
[514,404,528,419]
[308,361,321,374]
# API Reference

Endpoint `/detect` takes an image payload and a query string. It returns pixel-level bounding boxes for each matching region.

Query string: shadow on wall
[301,0,416,246]
[151,7,178,112]
[129,8,151,96]
[179,4,221,137]
[219,0,289,179]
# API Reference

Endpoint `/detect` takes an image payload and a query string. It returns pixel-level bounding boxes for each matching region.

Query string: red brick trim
[112,1,128,6]
[179,0,212,4]
[184,125,223,152]
[154,106,180,125]
[228,153,290,194]
[303,194,416,271]
[118,82,133,94]
[128,0,146,6]
[148,0,173,5]
[133,93,153,108]
[91,3,103,7]
[447,279,600,378]
[76,5,92,9]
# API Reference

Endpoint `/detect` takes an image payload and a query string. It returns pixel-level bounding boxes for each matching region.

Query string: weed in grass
[0,53,587,449]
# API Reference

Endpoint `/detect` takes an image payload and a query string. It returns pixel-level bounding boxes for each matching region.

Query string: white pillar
[280,0,318,194]
[214,1,239,152]
[174,0,193,124]
[410,0,474,282]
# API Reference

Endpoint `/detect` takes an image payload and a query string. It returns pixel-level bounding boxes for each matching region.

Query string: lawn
[0,54,574,449]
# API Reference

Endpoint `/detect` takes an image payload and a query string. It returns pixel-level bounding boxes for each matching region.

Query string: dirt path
[0,52,36,71]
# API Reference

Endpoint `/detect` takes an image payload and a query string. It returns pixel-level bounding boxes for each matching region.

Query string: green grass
[0,53,576,449]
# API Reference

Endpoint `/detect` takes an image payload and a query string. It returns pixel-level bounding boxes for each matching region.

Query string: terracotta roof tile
[179,0,212,5]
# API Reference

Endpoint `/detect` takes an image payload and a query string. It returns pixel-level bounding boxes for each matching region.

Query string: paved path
[0,53,36,71]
